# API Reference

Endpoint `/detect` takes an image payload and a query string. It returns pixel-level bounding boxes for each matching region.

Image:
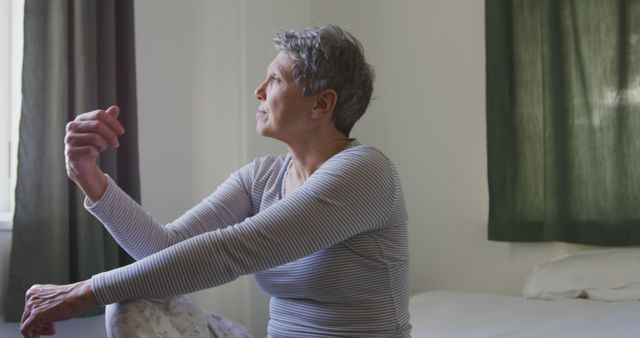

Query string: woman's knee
[104,296,253,338]
[105,298,173,338]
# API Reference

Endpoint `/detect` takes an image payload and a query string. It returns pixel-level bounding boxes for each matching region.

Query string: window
[0,0,24,229]
[486,0,640,245]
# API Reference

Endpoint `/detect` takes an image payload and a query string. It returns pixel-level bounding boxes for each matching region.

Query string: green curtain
[4,0,139,321]
[486,0,640,245]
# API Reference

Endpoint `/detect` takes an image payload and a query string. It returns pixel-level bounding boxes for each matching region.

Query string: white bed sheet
[409,291,640,338]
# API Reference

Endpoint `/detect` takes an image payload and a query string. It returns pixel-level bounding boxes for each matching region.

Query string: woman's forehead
[268,51,294,75]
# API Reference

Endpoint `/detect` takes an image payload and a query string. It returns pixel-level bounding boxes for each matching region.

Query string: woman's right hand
[64,106,125,202]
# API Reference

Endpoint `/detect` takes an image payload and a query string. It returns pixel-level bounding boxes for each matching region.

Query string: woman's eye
[270,75,280,83]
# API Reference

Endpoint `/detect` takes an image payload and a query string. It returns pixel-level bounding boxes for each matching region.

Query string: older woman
[21,25,410,338]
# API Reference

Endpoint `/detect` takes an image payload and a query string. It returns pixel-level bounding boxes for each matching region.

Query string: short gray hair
[273,25,375,137]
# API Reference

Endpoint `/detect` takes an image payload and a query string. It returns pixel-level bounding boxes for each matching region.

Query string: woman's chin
[255,124,271,137]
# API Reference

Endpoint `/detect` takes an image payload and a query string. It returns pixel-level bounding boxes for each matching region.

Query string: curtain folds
[486,0,640,245]
[4,0,138,321]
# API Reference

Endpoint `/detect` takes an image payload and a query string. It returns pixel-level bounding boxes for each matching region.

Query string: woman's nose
[255,82,266,101]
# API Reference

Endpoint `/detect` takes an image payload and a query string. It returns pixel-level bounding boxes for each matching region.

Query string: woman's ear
[311,89,338,119]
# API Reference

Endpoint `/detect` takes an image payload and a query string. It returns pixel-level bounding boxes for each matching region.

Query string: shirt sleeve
[86,164,254,260]
[90,146,399,305]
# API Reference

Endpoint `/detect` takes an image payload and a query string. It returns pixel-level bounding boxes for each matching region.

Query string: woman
[21,24,410,338]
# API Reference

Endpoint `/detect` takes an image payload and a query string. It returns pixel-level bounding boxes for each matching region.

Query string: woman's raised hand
[64,106,125,202]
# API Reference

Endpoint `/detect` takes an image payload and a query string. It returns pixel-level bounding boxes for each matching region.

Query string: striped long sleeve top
[87,142,411,337]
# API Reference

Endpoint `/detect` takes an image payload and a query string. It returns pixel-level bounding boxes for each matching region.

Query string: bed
[409,248,640,337]
[409,291,640,337]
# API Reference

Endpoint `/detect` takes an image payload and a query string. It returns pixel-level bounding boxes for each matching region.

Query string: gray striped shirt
[88,143,410,337]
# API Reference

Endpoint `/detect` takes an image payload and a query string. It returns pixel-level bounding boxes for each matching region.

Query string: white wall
[135,0,249,325]
[1,1,604,337]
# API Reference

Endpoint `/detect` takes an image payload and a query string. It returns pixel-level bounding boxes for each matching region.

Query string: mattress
[409,291,640,337]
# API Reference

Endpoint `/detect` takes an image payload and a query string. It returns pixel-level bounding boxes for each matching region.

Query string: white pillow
[522,248,640,301]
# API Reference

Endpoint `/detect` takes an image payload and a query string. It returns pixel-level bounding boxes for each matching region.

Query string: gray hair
[273,25,375,137]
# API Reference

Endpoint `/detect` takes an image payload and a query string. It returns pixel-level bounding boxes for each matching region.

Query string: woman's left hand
[20,280,98,338]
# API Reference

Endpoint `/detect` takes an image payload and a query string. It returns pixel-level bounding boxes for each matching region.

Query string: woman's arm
[86,164,255,260]
[91,146,401,305]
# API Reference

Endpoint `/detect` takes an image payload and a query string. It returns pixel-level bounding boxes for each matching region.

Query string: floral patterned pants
[105,295,255,338]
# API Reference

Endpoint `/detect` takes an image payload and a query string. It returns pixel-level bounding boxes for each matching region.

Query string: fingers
[22,285,45,333]
[65,107,125,154]
[86,108,125,134]
[66,120,120,148]
[76,107,125,136]
[22,319,55,336]
[40,323,56,335]
[21,310,39,338]
[106,105,120,119]
[21,285,43,324]
[65,131,112,151]
[24,322,56,337]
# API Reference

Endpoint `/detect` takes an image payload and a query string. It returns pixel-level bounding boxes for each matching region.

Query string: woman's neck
[286,136,350,180]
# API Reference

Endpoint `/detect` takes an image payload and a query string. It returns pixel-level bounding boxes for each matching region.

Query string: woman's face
[254,51,316,142]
